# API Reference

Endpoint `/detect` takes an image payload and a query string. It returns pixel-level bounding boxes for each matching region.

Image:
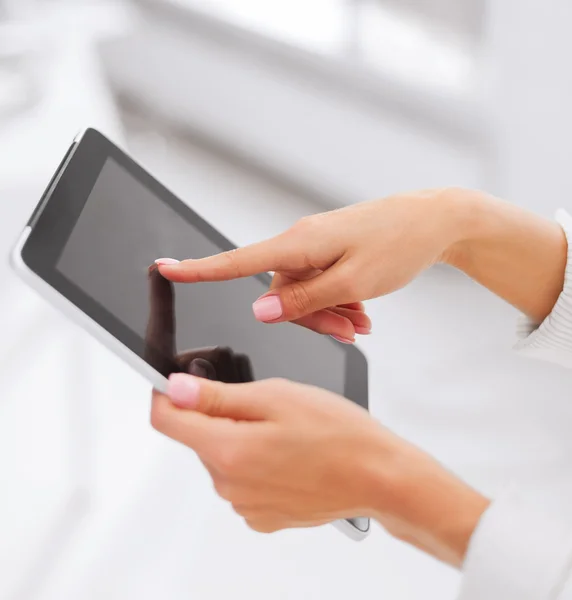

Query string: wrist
[361,432,489,567]
[436,189,567,322]
[434,187,494,270]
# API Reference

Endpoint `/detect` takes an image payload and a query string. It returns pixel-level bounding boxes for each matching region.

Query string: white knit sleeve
[458,486,572,599]
[515,209,572,369]
[458,210,572,599]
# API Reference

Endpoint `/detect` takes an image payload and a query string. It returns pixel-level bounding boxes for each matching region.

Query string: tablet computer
[10,128,370,540]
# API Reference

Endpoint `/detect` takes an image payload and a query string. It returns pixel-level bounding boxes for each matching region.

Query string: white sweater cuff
[515,209,572,369]
[459,487,572,599]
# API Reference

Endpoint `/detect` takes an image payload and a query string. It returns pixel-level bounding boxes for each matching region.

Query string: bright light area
[169,0,476,95]
[170,0,348,54]
[358,1,476,93]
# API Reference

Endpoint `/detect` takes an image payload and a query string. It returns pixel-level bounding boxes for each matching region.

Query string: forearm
[358,192,567,571]
[443,190,567,324]
[362,433,489,568]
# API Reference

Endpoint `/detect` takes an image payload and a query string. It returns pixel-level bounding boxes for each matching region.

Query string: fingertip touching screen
[55,157,365,404]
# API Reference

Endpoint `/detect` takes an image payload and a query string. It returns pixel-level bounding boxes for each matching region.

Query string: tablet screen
[56,158,354,399]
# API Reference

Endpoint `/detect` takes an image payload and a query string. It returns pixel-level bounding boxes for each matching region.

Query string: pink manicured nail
[354,327,372,335]
[155,258,180,265]
[166,374,201,409]
[331,335,355,344]
[252,295,283,322]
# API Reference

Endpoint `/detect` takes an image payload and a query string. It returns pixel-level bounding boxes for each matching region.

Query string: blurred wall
[102,1,487,205]
[3,1,572,600]
[484,1,572,214]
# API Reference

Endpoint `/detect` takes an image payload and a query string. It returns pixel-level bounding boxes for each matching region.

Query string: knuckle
[246,520,278,535]
[291,215,314,234]
[221,249,243,278]
[286,282,312,314]
[231,503,251,517]
[150,398,171,433]
[231,502,242,514]
[434,186,465,203]
[213,478,234,502]
[215,443,248,475]
[204,384,225,418]
[260,377,292,397]
[335,270,355,297]
[265,377,289,391]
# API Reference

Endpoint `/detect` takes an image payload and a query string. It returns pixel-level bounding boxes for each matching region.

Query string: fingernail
[354,327,372,335]
[331,335,355,344]
[252,295,283,322]
[189,361,209,379]
[189,358,216,380]
[155,258,180,265]
[166,373,200,409]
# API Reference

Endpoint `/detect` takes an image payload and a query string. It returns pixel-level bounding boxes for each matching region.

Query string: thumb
[253,264,354,322]
[166,373,273,421]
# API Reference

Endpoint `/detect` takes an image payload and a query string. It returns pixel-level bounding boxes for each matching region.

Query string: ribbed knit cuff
[514,210,572,369]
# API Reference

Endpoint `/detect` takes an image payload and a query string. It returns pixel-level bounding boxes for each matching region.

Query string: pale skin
[151,187,567,568]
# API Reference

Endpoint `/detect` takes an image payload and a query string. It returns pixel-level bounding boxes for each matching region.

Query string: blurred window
[166,0,482,96]
[358,1,478,93]
[169,0,348,54]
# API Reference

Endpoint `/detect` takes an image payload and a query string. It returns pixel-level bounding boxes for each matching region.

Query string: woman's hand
[157,189,469,342]
[151,373,489,567]
[158,187,567,332]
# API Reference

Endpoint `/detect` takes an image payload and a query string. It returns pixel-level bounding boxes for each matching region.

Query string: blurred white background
[2,1,572,598]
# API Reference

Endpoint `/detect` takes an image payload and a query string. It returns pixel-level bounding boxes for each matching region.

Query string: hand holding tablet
[10,128,490,562]
[11,128,369,539]
[151,367,386,539]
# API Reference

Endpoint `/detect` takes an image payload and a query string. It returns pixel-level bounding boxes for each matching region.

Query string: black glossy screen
[56,158,353,397]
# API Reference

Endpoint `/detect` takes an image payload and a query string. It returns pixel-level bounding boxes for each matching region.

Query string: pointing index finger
[157,235,294,283]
